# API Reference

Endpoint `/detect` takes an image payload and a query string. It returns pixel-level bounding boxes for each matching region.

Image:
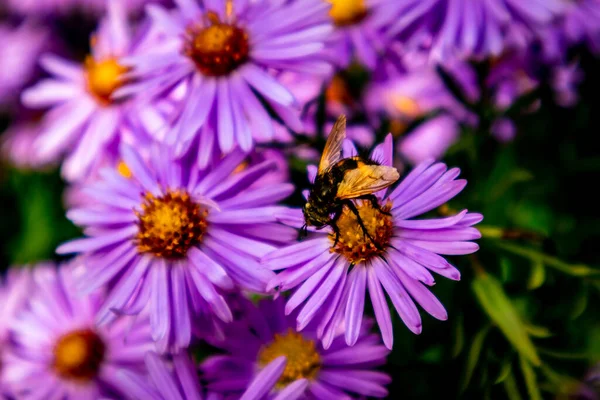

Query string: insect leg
[356,194,391,216]
[330,206,344,246]
[343,200,382,250]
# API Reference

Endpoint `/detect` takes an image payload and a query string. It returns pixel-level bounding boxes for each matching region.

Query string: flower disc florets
[330,200,393,264]
[328,0,369,27]
[53,329,105,382]
[135,190,208,259]
[85,57,128,105]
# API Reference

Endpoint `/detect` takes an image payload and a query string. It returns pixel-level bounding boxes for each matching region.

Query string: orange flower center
[135,190,208,259]
[330,200,394,264]
[328,0,368,27]
[184,13,250,77]
[259,329,321,388]
[85,57,128,105]
[53,329,105,382]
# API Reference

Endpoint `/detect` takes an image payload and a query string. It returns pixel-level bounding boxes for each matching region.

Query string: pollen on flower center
[328,0,368,27]
[392,95,421,119]
[85,57,128,105]
[259,329,321,388]
[53,329,105,382]
[184,13,250,77]
[330,200,394,264]
[135,190,208,259]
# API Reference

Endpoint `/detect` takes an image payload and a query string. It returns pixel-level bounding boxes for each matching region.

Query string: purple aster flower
[0,22,50,110]
[323,0,398,70]
[265,136,482,349]
[117,351,205,400]
[562,0,600,53]
[386,0,565,62]
[119,0,332,168]
[57,143,296,353]
[0,268,33,394]
[201,296,390,399]
[1,263,154,399]
[20,0,153,181]
[3,0,167,16]
[365,64,475,164]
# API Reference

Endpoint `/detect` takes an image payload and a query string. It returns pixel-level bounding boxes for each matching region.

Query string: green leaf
[494,357,513,384]
[503,370,524,400]
[493,242,599,277]
[472,272,541,366]
[461,324,491,392]
[569,284,588,320]
[524,324,553,338]
[452,314,465,358]
[527,260,545,290]
[520,356,542,400]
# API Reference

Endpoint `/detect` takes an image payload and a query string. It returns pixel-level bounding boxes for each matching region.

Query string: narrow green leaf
[494,358,513,384]
[503,370,524,400]
[570,284,588,320]
[472,273,541,366]
[527,260,545,290]
[461,324,491,392]
[452,315,465,358]
[524,324,553,338]
[520,356,542,400]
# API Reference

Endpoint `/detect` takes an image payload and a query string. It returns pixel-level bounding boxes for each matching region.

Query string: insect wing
[318,115,347,173]
[336,165,400,199]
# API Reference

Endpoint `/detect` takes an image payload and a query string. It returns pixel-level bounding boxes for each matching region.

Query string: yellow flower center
[85,57,128,105]
[184,13,250,77]
[117,161,132,179]
[330,200,394,264]
[392,95,421,119]
[53,329,105,382]
[135,190,208,259]
[328,0,368,27]
[259,329,321,388]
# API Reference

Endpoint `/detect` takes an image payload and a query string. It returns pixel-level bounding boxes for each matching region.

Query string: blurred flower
[324,0,397,70]
[2,263,153,399]
[562,0,600,53]
[117,351,205,400]
[551,61,583,107]
[201,297,391,399]
[0,268,33,394]
[365,64,474,163]
[490,117,516,142]
[3,0,168,16]
[386,0,565,62]
[266,137,482,349]
[121,0,332,168]
[0,23,50,110]
[57,144,296,353]
[21,0,154,181]
[0,117,57,170]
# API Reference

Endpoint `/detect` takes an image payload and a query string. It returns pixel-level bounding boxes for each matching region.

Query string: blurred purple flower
[57,144,296,353]
[386,0,564,62]
[2,263,154,399]
[117,351,205,400]
[265,137,482,349]
[0,23,50,109]
[201,296,390,399]
[324,0,398,70]
[562,0,600,53]
[3,0,167,16]
[120,0,332,168]
[21,0,155,181]
[1,268,33,394]
[490,118,516,142]
[365,65,474,163]
[0,116,57,170]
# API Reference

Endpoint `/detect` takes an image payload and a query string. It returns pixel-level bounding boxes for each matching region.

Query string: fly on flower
[302,115,400,245]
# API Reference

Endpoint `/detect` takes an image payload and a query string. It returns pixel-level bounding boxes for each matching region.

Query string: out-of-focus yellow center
[117,161,132,179]
[85,57,128,105]
[259,329,321,388]
[328,0,368,27]
[325,74,353,106]
[184,13,250,77]
[330,200,393,264]
[136,190,208,259]
[53,329,105,382]
[392,95,421,119]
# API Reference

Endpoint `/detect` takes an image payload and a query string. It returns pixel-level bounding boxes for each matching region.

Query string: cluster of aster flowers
[0,0,598,398]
